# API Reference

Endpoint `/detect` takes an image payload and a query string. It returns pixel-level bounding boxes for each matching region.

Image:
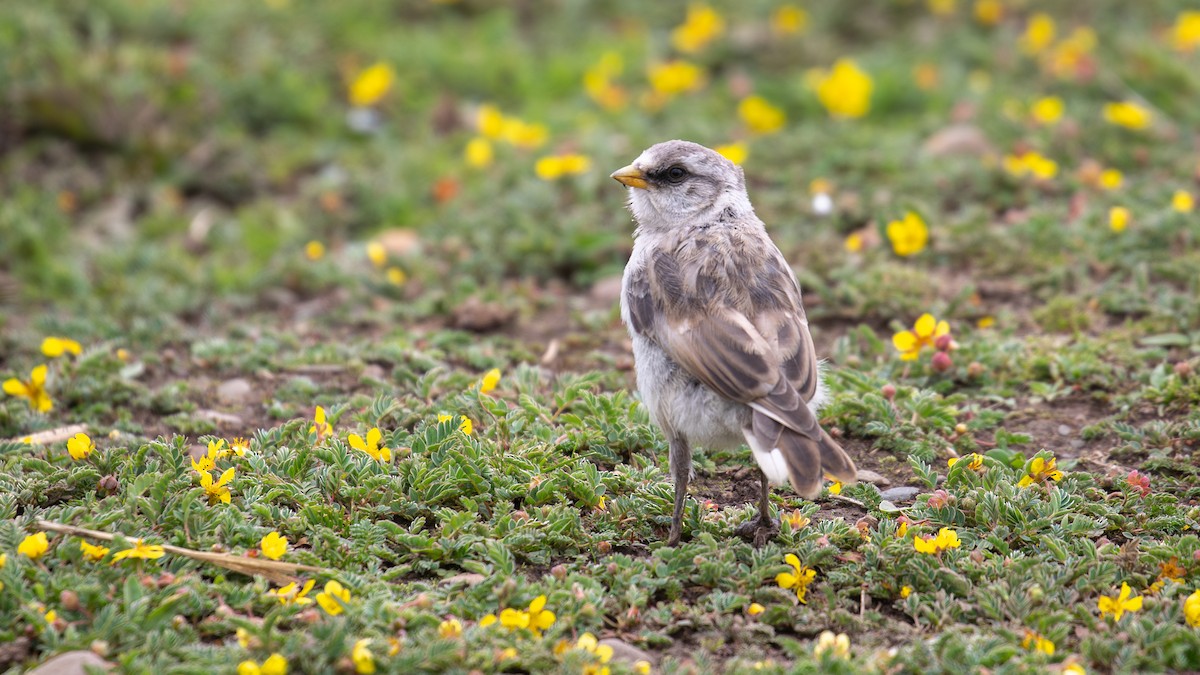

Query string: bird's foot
[667,520,683,547]
[734,516,780,547]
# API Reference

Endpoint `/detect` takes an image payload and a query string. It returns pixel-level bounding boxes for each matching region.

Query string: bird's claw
[734,516,780,547]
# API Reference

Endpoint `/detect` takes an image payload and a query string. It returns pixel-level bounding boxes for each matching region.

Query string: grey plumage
[611,140,857,545]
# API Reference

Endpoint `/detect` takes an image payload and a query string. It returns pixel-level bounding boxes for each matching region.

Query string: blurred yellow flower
[4,364,53,412]
[19,532,50,560]
[1185,589,1200,627]
[1109,206,1130,232]
[502,119,548,149]
[913,63,939,91]
[311,405,333,441]
[349,62,395,107]
[479,368,501,394]
[439,617,463,638]
[525,595,556,636]
[477,104,505,139]
[828,481,842,495]
[366,242,387,268]
[771,5,808,35]
[715,142,747,165]
[927,0,955,17]
[1021,13,1056,55]
[1047,27,1096,77]
[814,631,851,658]
[317,580,352,615]
[776,553,816,603]
[1017,455,1064,488]
[584,52,628,111]
[1030,96,1064,125]
[948,454,984,471]
[900,585,912,598]
[437,413,473,435]
[648,60,704,96]
[977,316,995,329]
[633,661,651,675]
[267,579,315,606]
[199,467,235,505]
[843,233,863,253]
[813,59,873,119]
[913,527,961,554]
[1022,630,1055,655]
[1098,582,1143,621]
[80,540,109,562]
[973,0,1002,26]
[41,337,82,358]
[352,639,375,675]
[747,602,765,616]
[1173,11,1200,52]
[1173,190,1195,213]
[535,154,591,180]
[463,137,493,169]
[348,427,393,463]
[671,4,724,54]
[886,211,929,257]
[260,532,288,560]
[111,538,165,562]
[67,433,94,460]
[1003,152,1057,180]
[738,96,785,135]
[386,267,407,285]
[1103,101,1152,130]
[893,313,950,361]
[238,654,287,675]
[304,240,325,261]
[784,509,810,530]
[1099,168,1123,191]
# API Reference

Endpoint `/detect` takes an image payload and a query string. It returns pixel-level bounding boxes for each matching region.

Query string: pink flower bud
[881,384,896,400]
[934,334,953,351]
[931,351,953,372]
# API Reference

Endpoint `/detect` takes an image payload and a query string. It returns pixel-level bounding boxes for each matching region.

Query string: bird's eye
[665,166,688,182]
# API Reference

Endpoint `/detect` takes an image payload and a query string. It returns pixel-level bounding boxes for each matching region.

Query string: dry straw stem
[36,519,326,585]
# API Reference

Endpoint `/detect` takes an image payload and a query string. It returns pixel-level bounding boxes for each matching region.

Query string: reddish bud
[934,334,953,351]
[60,590,80,612]
[931,351,953,373]
[551,564,568,581]
[881,384,896,401]
[1175,361,1192,378]
[967,361,985,378]
[596,540,612,554]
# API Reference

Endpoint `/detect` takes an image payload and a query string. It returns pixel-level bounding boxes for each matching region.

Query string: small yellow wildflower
[535,154,591,181]
[260,532,288,560]
[525,594,556,636]
[366,242,387,269]
[199,467,235,505]
[481,607,529,630]
[896,521,909,538]
[576,632,614,672]
[715,142,747,165]
[648,60,704,96]
[886,211,929,257]
[893,313,950,361]
[1031,96,1064,125]
[348,427,393,463]
[1172,11,1200,52]
[1184,589,1200,627]
[1047,27,1096,78]
[1017,455,1064,488]
[465,137,493,168]
[1003,152,1057,180]
[1063,661,1087,675]
[1109,206,1130,232]
[267,579,316,606]
[784,509,810,530]
[311,406,333,441]
[41,337,82,358]
[19,532,50,560]
[747,602,765,616]
[828,481,842,495]
[1103,101,1152,130]
[437,414,473,435]
[927,0,955,16]
[236,628,252,649]
[317,580,352,615]
[844,232,864,253]
[111,539,165,563]
[439,617,463,638]
[4,364,53,412]
[386,267,406,285]
[771,5,808,35]
[738,96,785,135]
[1099,169,1123,191]
[476,104,505,138]
[80,540,109,562]
[913,527,961,555]
[973,0,1002,25]
[1021,13,1056,55]
[671,4,724,54]
[352,639,375,675]
[900,585,912,598]
[813,59,873,119]
[478,368,501,394]
[776,553,816,603]
[1173,190,1195,213]
[1022,630,1055,655]
[501,118,548,149]
[1098,582,1143,621]
[67,432,95,460]
[584,52,627,111]
[348,62,395,107]
[814,630,851,658]
[634,661,652,675]
[44,609,57,625]
[948,454,984,471]
[238,653,288,675]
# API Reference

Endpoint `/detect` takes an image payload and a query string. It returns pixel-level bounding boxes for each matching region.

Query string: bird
[610,140,857,546]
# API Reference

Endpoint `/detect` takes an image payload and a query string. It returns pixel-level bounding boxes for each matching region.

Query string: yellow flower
[267,579,316,606]
[1173,11,1200,52]
[896,521,908,538]
[477,368,501,394]
[913,527,961,555]
[584,52,627,112]
[260,532,288,560]
[41,337,82,358]
[648,60,704,97]
[927,0,955,17]
[386,267,406,285]
[1017,455,1065,488]
[1103,101,1152,130]
[19,532,50,560]
[813,59,873,119]
[784,509,810,530]
[1099,169,1123,191]
[913,63,939,91]
[634,661,651,675]
[1173,190,1195,213]
[311,406,333,441]
[191,441,223,473]
[886,211,929,257]
[526,594,556,636]
[671,4,724,54]
[1185,589,1200,627]
[464,137,493,168]
[813,630,851,658]
[111,538,165,562]
[827,481,842,495]
[973,0,1002,26]
[80,540,109,562]
[1021,630,1055,655]
[747,602,765,616]
[948,454,983,471]
[1109,206,1130,232]
[738,96,785,135]
[535,154,591,181]
[348,62,395,107]
[900,585,912,598]
[45,609,58,625]
[304,240,325,261]
[776,553,817,603]
[317,580,352,615]
[439,617,463,638]
[576,632,614,668]
[844,233,863,253]
[4,364,53,412]
[1030,96,1064,125]
[352,639,375,675]
[501,119,548,149]
[893,313,950,361]
[437,414,473,435]
[1021,13,1056,55]
[366,242,387,269]
[1098,582,1143,621]
[771,5,808,35]
[239,654,288,675]
[199,467,235,505]
[348,427,393,463]
[67,432,95,460]
[715,142,747,165]
[1003,152,1057,180]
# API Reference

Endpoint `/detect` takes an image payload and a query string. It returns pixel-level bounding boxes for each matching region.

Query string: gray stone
[216,378,253,404]
[600,638,655,666]
[28,651,112,675]
[879,486,922,502]
[856,469,891,486]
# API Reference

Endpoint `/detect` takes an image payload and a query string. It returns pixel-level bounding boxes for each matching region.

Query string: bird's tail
[744,412,857,499]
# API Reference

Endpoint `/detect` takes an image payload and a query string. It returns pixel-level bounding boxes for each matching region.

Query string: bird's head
[611,140,751,229]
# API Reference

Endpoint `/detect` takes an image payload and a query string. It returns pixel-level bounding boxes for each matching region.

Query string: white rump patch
[744,429,789,486]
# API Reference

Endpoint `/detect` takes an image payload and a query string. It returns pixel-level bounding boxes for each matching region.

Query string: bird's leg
[667,435,691,547]
[735,469,780,547]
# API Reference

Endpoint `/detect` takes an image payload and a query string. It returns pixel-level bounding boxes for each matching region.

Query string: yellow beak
[610,164,648,189]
